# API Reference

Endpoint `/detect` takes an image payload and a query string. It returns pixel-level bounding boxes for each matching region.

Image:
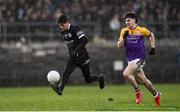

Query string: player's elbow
[80,36,88,44]
[83,38,88,46]
[151,32,154,36]
[150,32,155,39]
[85,37,88,44]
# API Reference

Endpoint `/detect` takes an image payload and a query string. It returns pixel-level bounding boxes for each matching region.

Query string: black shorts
[70,53,90,66]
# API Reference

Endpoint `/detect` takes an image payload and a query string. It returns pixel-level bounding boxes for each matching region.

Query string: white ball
[47,70,60,83]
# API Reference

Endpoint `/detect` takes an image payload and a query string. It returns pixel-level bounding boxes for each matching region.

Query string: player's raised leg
[80,64,105,89]
[135,70,161,106]
[123,62,142,104]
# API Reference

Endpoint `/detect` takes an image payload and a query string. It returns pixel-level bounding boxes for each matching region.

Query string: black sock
[152,90,158,96]
[135,86,140,92]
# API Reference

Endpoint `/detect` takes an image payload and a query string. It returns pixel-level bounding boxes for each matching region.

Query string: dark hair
[57,15,68,23]
[124,12,138,23]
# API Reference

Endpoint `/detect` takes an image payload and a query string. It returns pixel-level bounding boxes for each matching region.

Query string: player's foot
[50,82,62,95]
[98,74,105,89]
[154,92,161,106]
[135,91,142,104]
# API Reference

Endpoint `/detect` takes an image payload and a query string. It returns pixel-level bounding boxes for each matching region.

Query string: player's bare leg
[135,70,161,106]
[123,62,142,104]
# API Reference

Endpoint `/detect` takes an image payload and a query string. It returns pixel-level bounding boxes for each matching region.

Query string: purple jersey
[119,26,151,61]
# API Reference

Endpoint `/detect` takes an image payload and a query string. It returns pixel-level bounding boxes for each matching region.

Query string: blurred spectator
[0,0,175,23]
[109,14,120,31]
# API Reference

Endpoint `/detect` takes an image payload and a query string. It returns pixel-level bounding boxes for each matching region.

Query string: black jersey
[61,24,89,64]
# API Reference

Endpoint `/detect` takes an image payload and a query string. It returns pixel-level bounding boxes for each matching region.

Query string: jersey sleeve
[119,28,126,40]
[73,26,88,52]
[73,26,86,39]
[141,27,151,37]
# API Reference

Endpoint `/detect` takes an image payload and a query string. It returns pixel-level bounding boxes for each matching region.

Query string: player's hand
[70,51,79,58]
[149,48,155,55]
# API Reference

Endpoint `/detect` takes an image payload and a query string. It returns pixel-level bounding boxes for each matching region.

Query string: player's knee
[146,79,152,85]
[141,78,151,85]
[141,80,146,85]
[123,71,130,79]
[139,77,146,84]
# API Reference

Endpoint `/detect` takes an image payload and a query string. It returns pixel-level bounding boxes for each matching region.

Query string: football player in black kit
[50,15,105,95]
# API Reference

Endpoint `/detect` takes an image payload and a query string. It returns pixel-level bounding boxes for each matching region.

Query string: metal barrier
[0,21,180,40]
[0,21,98,40]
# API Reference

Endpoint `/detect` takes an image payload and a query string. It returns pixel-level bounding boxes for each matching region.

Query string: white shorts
[128,59,145,70]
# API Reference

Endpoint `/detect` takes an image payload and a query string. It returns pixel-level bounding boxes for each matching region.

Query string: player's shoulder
[70,25,85,37]
[137,26,149,31]
[121,27,129,32]
[137,26,151,36]
[70,25,81,31]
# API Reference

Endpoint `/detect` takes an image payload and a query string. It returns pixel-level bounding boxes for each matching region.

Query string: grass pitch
[0,84,179,111]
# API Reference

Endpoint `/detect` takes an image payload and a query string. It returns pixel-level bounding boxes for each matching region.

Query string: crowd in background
[0,0,179,39]
[0,0,179,22]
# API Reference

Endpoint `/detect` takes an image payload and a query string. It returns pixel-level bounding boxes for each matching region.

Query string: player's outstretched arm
[149,32,156,55]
